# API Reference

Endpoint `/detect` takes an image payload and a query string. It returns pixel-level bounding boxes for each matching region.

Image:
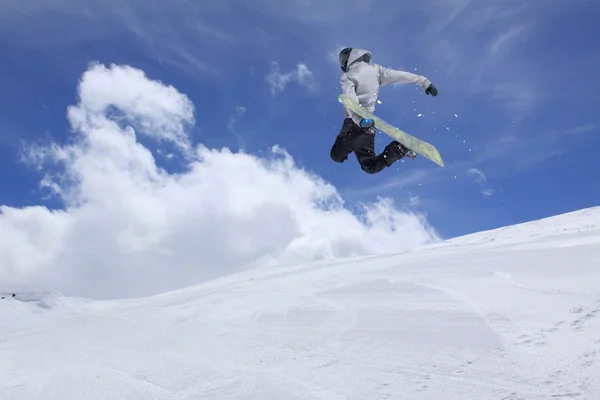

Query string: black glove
[425,83,438,96]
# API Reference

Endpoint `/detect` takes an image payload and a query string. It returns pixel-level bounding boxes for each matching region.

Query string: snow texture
[1,207,599,399]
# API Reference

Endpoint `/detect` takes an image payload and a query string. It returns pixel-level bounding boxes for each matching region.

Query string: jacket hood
[348,48,371,67]
[340,48,372,72]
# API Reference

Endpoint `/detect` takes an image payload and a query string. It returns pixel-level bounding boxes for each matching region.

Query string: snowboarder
[330,47,438,174]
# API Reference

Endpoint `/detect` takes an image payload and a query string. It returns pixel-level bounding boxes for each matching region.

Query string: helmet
[338,47,371,72]
[339,48,352,72]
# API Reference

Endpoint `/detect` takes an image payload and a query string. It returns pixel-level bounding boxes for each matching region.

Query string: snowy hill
[1,207,599,400]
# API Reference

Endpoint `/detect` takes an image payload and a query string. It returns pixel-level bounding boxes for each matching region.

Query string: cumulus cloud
[467,168,495,196]
[265,62,315,96]
[0,63,439,300]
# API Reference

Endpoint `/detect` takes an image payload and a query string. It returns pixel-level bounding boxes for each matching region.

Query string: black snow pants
[330,118,405,174]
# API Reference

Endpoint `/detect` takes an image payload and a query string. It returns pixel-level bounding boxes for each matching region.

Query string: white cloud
[467,168,495,196]
[265,62,315,96]
[1,63,440,300]
[71,62,194,151]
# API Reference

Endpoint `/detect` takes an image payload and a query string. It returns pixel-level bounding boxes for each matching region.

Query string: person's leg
[330,118,357,163]
[354,132,410,174]
[352,129,383,173]
[331,118,415,173]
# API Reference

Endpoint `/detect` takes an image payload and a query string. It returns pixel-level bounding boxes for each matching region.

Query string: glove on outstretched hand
[425,83,438,96]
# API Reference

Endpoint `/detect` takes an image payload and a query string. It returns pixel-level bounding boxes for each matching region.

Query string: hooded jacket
[340,48,432,126]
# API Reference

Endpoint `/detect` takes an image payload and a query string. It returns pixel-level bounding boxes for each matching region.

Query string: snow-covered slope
[1,207,599,399]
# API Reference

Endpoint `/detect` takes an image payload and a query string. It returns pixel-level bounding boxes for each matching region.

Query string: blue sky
[1,0,599,242]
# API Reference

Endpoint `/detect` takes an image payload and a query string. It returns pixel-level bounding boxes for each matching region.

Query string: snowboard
[338,94,444,167]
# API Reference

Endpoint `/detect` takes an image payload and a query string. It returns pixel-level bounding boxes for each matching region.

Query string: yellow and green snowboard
[338,94,444,167]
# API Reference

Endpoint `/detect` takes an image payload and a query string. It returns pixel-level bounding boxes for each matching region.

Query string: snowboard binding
[393,141,417,160]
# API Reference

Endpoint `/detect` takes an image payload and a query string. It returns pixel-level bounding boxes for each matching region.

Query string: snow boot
[382,141,417,166]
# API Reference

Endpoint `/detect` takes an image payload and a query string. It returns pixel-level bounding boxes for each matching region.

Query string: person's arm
[340,74,364,125]
[377,64,432,91]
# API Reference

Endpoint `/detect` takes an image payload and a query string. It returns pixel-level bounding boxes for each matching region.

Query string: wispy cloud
[352,167,434,196]
[471,122,600,176]
[328,44,347,65]
[566,123,600,136]
[1,0,239,78]
[227,105,249,150]
[192,21,236,44]
[487,24,529,57]
[265,62,316,96]
[490,81,537,115]
[467,168,495,196]
[344,162,452,202]
[343,117,599,201]
[415,1,540,116]
[227,105,247,133]
[249,0,381,25]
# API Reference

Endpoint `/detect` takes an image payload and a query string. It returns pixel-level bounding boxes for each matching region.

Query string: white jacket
[340,48,432,125]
